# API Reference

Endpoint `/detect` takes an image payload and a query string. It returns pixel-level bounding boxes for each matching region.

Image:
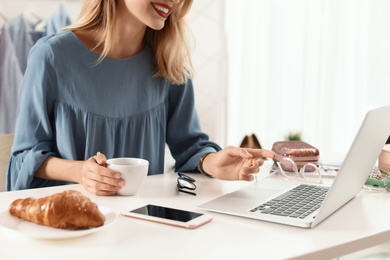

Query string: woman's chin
[148,21,166,31]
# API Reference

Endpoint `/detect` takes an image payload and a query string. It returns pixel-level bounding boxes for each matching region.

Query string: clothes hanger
[23,3,41,25]
[0,3,8,22]
[0,12,7,22]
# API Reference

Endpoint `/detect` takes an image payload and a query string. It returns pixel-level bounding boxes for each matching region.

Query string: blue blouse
[7,30,221,191]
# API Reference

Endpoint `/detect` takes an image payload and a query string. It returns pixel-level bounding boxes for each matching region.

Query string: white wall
[188,0,227,146]
[224,0,390,164]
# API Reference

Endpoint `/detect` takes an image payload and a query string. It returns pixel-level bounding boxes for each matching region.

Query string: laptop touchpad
[227,187,280,201]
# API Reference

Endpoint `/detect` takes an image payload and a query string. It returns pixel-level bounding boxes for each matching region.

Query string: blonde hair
[67,0,194,85]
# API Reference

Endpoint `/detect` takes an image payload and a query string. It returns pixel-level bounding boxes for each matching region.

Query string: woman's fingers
[225,146,276,160]
[93,152,107,166]
[81,154,124,195]
[83,168,124,187]
[246,148,276,160]
[84,185,118,196]
[241,172,255,181]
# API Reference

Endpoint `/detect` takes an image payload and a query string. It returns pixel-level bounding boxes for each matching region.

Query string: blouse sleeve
[166,79,221,172]
[6,38,67,191]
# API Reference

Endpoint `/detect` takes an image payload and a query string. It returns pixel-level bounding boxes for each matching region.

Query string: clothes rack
[0,0,81,134]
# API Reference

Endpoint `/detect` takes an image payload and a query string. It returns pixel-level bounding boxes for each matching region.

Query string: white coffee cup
[106,157,149,196]
[378,144,390,174]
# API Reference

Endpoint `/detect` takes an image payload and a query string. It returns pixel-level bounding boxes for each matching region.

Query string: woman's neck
[74,1,151,59]
[74,26,146,59]
[109,23,147,58]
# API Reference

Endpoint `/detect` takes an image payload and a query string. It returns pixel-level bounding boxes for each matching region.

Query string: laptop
[198,105,390,228]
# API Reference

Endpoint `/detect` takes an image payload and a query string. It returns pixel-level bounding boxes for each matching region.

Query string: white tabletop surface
[1,163,390,260]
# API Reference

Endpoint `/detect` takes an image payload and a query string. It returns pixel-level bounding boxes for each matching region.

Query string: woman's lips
[151,3,171,19]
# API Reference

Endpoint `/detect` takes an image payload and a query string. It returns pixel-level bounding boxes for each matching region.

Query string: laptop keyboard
[250,184,329,219]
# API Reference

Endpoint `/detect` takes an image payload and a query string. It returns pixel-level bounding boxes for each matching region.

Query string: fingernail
[118,181,125,187]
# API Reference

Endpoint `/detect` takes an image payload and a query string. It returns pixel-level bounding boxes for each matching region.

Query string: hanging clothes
[0,5,71,134]
[0,15,36,134]
[45,4,72,37]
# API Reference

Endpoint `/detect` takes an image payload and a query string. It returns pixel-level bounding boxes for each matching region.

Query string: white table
[1,168,390,260]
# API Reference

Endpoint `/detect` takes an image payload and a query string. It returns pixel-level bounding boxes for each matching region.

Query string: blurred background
[1,0,390,165]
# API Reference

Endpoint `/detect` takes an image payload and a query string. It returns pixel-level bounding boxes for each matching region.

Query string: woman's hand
[80,153,125,196]
[201,146,276,181]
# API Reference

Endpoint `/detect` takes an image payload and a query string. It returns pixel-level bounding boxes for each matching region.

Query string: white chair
[0,134,14,192]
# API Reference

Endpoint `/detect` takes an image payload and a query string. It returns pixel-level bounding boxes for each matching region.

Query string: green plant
[285,131,302,141]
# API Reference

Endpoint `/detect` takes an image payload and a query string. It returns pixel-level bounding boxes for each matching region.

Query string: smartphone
[121,204,213,229]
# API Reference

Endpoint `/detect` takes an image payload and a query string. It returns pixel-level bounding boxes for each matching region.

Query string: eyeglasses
[274,157,323,184]
[177,172,197,196]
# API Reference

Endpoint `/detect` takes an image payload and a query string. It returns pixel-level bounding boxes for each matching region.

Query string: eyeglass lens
[177,172,197,196]
[277,158,322,184]
[178,172,195,183]
[177,178,196,190]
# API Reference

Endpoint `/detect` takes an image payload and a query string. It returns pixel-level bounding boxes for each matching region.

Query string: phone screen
[130,204,203,223]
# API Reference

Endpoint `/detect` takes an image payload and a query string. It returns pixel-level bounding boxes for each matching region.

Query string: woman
[7,0,275,196]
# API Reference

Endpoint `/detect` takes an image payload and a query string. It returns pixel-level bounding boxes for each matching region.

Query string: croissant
[9,190,105,230]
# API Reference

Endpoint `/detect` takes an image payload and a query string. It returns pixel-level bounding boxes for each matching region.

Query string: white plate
[0,206,116,240]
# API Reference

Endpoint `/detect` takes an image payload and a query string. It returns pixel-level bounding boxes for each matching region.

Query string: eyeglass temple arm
[178,189,197,196]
